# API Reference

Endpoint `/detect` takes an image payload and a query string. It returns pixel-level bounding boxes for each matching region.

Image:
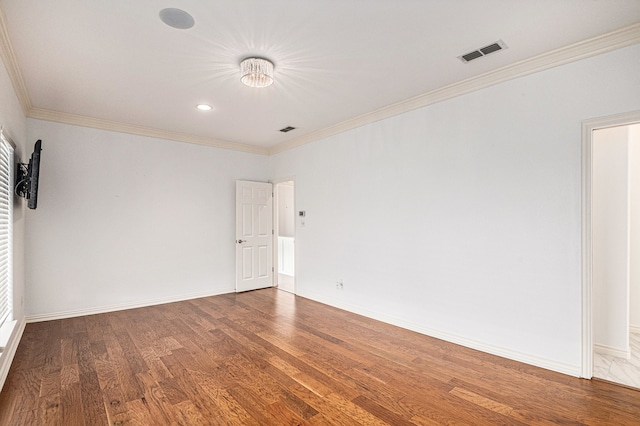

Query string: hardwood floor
[1,288,639,425]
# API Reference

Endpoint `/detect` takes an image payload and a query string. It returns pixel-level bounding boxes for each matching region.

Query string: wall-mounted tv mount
[15,139,42,210]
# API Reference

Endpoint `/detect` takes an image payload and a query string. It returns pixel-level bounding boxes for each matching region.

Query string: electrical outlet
[336,279,343,290]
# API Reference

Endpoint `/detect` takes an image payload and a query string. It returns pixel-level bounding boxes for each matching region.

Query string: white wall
[630,123,640,330]
[593,126,630,354]
[278,236,295,276]
[270,44,640,375]
[0,49,27,390]
[25,119,269,318]
[277,184,295,238]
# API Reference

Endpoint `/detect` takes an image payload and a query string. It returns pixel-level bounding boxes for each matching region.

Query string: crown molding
[1,5,267,155]
[0,5,31,115]
[2,1,639,157]
[269,23,640,155]
[27,107,269,155]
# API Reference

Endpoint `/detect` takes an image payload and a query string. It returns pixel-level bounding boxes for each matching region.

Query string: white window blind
[0,128,13,329]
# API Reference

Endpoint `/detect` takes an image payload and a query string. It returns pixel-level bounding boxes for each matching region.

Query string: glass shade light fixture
[240,57,274,88]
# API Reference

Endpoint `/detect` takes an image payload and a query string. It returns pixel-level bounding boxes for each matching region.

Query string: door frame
[271,176,296,294]
[581,110,640,378]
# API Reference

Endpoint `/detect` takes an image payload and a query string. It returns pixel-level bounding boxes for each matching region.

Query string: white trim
[270,176,296,185]
[27,108,269,155]
[0,6,30,115]
[0,318,25,393]
[298,290,581,377]
[1,0,638,157]
[581,110,640,379]
[0,126,15,150]
[583,110,640,132]
[581,118,594,379]
[630,325,640,334]
[594,343,631,360]
[25,288,234,323]
[270,24,640,155]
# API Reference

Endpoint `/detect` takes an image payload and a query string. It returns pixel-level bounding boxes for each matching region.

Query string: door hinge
[272,267,274,272]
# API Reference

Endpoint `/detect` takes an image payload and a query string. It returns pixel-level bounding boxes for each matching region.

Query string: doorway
[274,180,295,294]
[582,111,640,388]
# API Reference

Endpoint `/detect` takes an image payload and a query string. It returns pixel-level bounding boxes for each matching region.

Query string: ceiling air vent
[458,40,507,63]
[279,126,296,133]
[461,50,483,62]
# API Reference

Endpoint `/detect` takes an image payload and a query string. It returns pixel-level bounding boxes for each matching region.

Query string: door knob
[236,239,246,244]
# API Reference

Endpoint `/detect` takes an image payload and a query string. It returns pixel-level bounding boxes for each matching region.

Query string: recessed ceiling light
[159,8,195,30]
[196,104,212,111]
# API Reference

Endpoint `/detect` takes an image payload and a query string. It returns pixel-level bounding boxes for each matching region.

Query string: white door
[236,180,273,292]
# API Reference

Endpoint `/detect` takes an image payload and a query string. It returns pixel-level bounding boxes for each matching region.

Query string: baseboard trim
[25,288,235,323]
[0,318,26,392]
[594,343,631,360]
[630,325,640,334]
[297,290,581,377]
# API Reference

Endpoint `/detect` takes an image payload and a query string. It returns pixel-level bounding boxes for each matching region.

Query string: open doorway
[583,112,640,388]
[274,180,295,293]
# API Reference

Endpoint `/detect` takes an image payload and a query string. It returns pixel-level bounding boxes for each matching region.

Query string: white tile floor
[593,331,640,389]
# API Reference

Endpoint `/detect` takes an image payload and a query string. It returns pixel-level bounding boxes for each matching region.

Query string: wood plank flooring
[1,288,639,425]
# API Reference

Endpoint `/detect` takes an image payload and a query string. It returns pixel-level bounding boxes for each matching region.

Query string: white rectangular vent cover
[458,40,508,63]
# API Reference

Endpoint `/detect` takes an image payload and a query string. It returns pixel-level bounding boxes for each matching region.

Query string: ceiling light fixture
[196,104,212,111]
[240,58,274,88]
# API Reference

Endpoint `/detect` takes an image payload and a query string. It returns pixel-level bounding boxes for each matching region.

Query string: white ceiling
[2,0,640,152]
